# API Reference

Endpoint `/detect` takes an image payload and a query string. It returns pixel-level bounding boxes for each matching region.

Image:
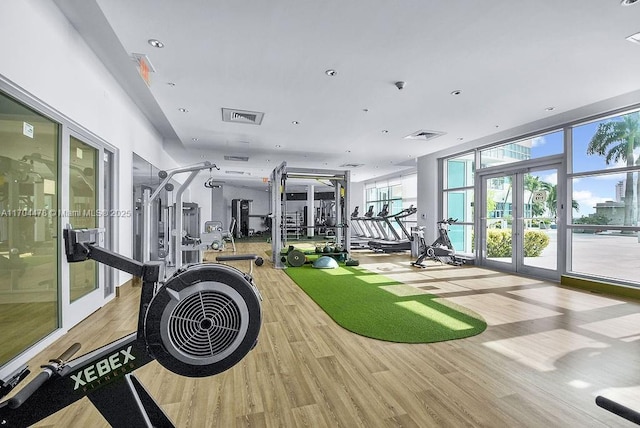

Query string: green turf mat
[285,265,486,343]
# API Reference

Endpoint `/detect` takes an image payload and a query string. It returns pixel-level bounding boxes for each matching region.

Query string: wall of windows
[568,109,640,284]
[438,108,640,287]
[364,174,417,241]
[442,153,474,254]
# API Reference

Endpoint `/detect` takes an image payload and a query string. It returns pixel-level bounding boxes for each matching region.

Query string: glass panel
[485,175,513,263]
[571,173,634,227]
[69,136,98,302]
[570,229,640,285]
[401,174,417,199]
[366,187,376,202]
[480,130,563,169]
[444,189,474,223]
[450,223,473,255]
[377,187,389,201]
[522,169,557,271]
[390,184,402,199]
[0,91,59,367]
[444,152,474,188]
[572,110,640,174]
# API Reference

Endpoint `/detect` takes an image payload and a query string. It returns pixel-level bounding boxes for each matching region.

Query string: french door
[478,157,564,280]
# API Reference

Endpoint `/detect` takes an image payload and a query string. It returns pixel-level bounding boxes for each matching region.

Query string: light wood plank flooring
[15,242,640,427]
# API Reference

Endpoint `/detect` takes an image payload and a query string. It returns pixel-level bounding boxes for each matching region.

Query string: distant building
[615,180,624,203]
[594,200,625,224]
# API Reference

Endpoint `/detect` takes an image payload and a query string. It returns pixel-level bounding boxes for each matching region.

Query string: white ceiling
[55,0,640,189]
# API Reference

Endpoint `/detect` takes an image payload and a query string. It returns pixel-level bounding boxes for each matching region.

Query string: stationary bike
[412,218,464,268]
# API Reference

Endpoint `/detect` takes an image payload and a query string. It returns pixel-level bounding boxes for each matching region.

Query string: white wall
[416,155,440,243]
[1,0,181,287]
[350,181,365,217]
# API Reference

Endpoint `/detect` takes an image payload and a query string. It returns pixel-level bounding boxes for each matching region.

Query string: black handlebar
[5,343,81,409]
[437,218,458,224]
[596,395,640,425]
[7,372,50,409]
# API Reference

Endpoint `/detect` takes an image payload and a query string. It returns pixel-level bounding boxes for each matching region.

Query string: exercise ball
[312,256,339,269]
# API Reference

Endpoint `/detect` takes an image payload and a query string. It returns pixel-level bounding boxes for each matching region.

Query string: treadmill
[368,205,417,252]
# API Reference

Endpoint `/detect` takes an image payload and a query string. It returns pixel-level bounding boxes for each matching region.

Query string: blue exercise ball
[312,256,339,269]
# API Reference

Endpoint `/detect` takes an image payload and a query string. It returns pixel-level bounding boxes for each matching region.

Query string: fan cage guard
[167,290,241,358]
[159,280,250,366]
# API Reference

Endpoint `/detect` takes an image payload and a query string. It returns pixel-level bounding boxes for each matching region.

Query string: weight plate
[287,249,306,267]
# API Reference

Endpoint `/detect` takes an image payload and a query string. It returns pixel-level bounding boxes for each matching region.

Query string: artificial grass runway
[285,264,487,343]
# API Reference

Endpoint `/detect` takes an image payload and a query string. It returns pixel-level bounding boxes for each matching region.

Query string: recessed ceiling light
[178,108,188,113]
[457,137,464,141]
[626,32,640,44]
[362,108,369,113]
[382,130,389,134]
[545,106,555,111]
[291,121,299,125]
[192,138,198,141]
[275,144,281,148]
[148,39,164,48]
[621,0,639,5]
[325,69,337,76]
[450,89,462,95]
[167,82,175,87]
[346,150,351,153]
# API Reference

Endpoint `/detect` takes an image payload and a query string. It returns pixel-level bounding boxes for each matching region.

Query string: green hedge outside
[485,230,550,257]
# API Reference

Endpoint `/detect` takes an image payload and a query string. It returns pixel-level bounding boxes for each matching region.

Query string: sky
[530,119,638,216]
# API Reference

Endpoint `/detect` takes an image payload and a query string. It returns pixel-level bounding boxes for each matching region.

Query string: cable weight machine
[0,226,262,427]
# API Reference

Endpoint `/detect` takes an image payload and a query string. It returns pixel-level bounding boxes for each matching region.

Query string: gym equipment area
[366,204,417,253]
[0,227,262,427]
[138,161,218,269]
[270,162,351,269]
[411,218,466,267]
[6,2,640,426]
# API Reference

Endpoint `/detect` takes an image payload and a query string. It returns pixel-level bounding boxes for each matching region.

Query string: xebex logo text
[71,346,136,391]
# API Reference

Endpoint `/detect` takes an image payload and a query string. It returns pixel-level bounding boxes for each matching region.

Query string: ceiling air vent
[221,108,264,125]
[224,155,249,162]
[340,163,364,168]
[404,129,445,141]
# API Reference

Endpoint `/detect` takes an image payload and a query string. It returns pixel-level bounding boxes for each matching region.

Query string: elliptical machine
[411,218,464,268]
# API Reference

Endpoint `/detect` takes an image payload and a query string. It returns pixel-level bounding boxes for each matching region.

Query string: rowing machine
[0,226,262,427]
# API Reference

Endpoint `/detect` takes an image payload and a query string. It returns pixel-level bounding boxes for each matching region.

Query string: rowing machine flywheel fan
[144,263,262,377]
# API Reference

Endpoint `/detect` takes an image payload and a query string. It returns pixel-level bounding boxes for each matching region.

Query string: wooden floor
[15,242,640,427]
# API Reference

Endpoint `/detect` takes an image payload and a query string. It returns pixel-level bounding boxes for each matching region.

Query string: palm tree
[524,174,544,225]
[541,182,579,219]
[586,112,640,226]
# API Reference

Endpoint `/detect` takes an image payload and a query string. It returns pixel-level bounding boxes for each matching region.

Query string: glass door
[0,91,60,367]
[482,172,516,270]
[65,133,104,326]
[479,161,561,280]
